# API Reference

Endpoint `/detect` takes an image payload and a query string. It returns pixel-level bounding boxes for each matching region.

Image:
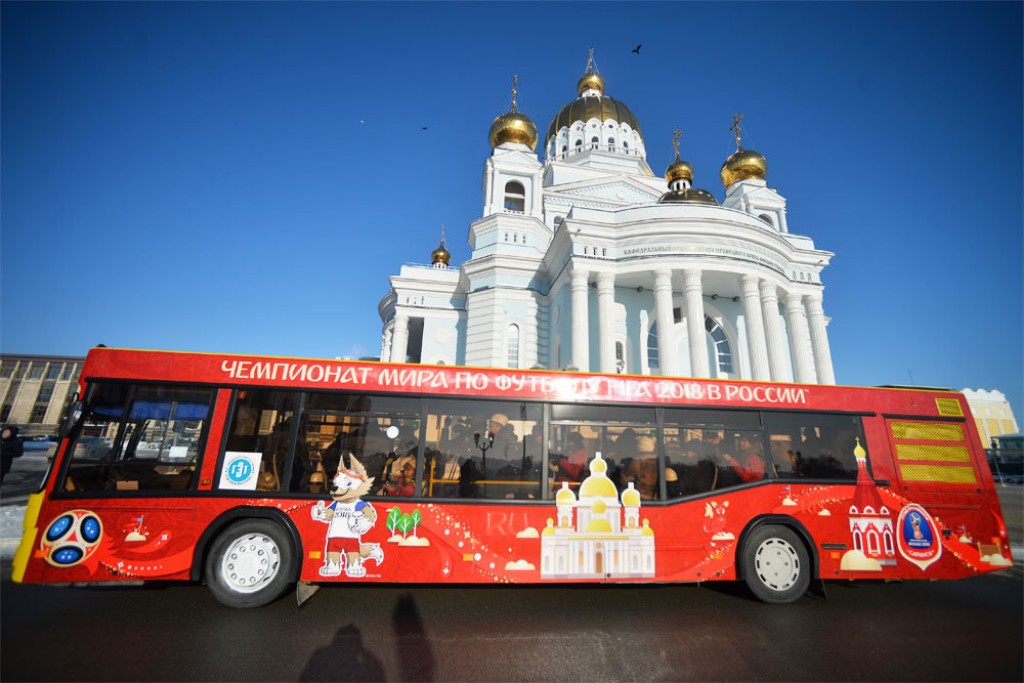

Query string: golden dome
[621,483,641,507]
[489,111,538,150]
[659,188,719,205]
[431,242,450,266]
[593,499,607,514]
[579,473,617,499]
[577,71,605,96]
[547,55,641,142]
[666,159,693,185]
[720,148,767,187]
[556,482,576,505]
[489,74,538,150]
[586,517,613,533]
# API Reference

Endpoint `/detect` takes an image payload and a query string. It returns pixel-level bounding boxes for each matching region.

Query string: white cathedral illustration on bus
[540,453,655,578]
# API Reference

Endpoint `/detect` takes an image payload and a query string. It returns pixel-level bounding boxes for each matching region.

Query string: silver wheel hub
[754,537,800,592]
[220,532,281,594]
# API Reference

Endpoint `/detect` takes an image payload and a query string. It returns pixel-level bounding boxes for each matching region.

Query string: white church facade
[379,57,836,384]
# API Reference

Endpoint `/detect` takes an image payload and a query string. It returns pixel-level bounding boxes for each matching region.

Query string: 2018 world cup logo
[40,510,103,568]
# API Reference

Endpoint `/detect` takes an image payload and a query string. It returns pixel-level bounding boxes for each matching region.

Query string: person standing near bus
[1,425,24,482]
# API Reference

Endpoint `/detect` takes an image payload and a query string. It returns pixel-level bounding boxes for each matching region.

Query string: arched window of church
[705,317,733,374]
[503,180,526,212]
[647,316,734,375]
[623,141,629,153]
[759,213,775,228]
[607,137,615,151]
[507,323,520,368]
[646,324,660,373]
[574,139,583,153]
[590,136,599,149]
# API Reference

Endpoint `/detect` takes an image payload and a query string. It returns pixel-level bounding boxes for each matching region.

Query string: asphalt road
[1,564,1021,682]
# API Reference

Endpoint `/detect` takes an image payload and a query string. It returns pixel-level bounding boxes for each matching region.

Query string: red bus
[12,347,1014,607]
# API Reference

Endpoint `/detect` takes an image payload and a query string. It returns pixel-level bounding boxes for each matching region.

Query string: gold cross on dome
[730,113,744,149]
[511,74,519,112]
[671,129,682,160]
[586,48,595,73]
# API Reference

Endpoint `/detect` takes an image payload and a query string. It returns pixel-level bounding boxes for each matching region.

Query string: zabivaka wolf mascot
[311,454,384,578]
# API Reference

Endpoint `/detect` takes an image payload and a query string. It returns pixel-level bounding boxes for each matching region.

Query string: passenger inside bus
[624,435,676,500]
[673,438,717,495]
[552,431,587,485]
[720,434,766,484]
[384,461,416,496]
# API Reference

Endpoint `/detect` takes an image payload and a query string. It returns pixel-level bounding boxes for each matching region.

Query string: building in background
[379,57,836,383]
[0,354,83,434]
[962,388,1020,447]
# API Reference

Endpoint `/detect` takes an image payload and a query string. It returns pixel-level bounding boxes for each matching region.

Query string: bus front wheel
[741,525,810,604]
[205,519,294,608]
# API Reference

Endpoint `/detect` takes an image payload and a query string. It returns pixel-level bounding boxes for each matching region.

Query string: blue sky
[2,1,1021,423]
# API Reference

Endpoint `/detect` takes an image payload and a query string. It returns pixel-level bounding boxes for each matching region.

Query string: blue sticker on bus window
[226,457,254,484]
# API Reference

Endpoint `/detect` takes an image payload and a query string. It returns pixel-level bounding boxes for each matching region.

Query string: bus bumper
[11,492,45,583]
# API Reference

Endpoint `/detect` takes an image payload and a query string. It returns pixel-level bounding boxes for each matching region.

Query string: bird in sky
[632,44,642,54]
[421,126,429,131]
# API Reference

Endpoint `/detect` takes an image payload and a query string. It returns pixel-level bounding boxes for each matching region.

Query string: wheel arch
[735,514,819,582]
[191,506,303,583]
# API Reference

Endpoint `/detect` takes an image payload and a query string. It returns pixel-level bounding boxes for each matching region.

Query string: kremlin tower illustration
[845,438,896,568]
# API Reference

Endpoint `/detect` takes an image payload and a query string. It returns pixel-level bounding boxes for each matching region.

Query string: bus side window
[423,398,542,500]
[763,413,865,481]
[63,383,213,493]
[223,389,298,493]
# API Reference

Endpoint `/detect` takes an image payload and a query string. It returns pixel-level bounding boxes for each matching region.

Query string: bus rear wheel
[205,519,294,608]
[741,524,810,604]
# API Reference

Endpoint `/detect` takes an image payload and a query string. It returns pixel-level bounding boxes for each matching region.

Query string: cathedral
[379,55,836,384]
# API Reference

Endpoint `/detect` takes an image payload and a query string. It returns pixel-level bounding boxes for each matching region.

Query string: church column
[759,280,790,381]
[740,274,771,381]
[391,314,409,364]
[596,271,616,374]
[683,268,710,378]
[381,328,393,363]
[784,292,815,383]
[654,269,678,376]
[804,293,836,385]
[570,268,590,371]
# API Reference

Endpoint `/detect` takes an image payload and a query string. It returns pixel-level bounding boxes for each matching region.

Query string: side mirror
[58,398,85,439]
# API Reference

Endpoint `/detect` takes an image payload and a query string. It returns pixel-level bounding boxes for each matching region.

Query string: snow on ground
[1,505,26,559]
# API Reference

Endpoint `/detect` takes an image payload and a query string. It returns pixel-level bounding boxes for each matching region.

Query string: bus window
[714,430,768,488]
[224,390,299,493]
[763,413,866,481]
[301,392,421,497]
[662,426,718,498]
[63,383,213,493]
[549,404,657,498]
[423,398,542,500]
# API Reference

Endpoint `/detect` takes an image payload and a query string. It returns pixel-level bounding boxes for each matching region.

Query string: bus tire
[205,519,294,608]
[741,524,810,604]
